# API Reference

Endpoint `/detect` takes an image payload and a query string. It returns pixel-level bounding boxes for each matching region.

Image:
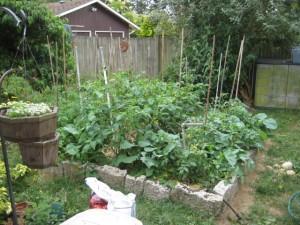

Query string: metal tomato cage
[0,7,27,225]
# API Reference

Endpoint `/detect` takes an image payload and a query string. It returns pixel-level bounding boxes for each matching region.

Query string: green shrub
[0,161,30,219]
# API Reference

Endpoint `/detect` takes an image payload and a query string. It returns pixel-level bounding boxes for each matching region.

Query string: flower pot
[0,107,57,143]
[18,134,59,169]
[5,202,28,225]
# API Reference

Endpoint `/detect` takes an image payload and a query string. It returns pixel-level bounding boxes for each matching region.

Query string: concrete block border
[38,150,257,216]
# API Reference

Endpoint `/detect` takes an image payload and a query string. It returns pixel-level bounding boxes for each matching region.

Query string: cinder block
[143,180,171,201]
[62,161,84,180]
[213,176,239,202]
[125,175,146,196]
[170,183,223,216]
[95,165,127,189]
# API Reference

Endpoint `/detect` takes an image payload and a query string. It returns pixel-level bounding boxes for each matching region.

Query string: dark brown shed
[46,0,140,38]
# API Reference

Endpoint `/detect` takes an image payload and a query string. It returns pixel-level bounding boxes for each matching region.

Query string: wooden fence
[73,36,179,78]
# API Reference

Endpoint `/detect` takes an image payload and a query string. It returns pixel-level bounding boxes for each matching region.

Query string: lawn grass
[229,109,300,225]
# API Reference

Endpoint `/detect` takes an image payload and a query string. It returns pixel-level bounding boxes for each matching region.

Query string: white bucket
[110,199,136,217]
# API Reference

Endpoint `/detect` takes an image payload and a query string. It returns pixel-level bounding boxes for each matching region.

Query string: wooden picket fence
[73,36,179,78]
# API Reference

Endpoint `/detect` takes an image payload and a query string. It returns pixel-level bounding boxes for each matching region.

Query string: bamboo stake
[55,42,58,83]
[109,27,113,77]
[214,53,223,110]
[62,32,67,92]
[161,31,165,81]
[219,35,230,103]
[185,57,188,76]
[179,28,184,88]
[74,44,82,107]
[128,37,133,79]
[235,36,245,99]
[205,35,215,124]
[230,38,243,100]
[147,43,151,80]
[118,37,123,69]
[46,35,55,86]
[95,37,98,77]
[55,41,59,107]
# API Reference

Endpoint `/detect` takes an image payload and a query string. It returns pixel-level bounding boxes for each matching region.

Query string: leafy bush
[0,161,30,219]
[163,0,300,97]
[25,195,65,225]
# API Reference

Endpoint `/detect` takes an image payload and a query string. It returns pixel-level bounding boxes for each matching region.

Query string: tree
[0,0,73,90]
[163,0,300,100]
[147,10,177,37]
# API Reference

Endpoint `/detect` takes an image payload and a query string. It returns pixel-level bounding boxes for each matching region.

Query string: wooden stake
[46,35,55,86]
[219,35,230,103]
[235,36,245,99]
[128,37,133,79]
[109,27,113,77]
[55,42,58,84]
[205,35,215,124]
[62,32,67,91]
[230,38,243,100]
[185,57,188,76]
[161,31,165,81]
[95,37,98,77]
[147,42,151,80]
[214,53,223,110]
[55,41,59,107]
[118,37,123,69]
[179,28,184,88]
[74,44,82,107]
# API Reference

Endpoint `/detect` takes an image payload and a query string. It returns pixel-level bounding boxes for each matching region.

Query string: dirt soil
[216,151,267,224]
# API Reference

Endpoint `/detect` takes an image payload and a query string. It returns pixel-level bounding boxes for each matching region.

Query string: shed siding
[255,63,300,109]
[62,3,129,37]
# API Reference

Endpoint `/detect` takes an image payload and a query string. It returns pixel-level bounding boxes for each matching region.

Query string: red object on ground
[89,194,108,209]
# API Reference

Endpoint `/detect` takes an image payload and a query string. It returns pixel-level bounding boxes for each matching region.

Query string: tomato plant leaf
[120,140,135,149]
[138,140,152,147]
[113,153,139,166]
[90,141,97,150]
[66,144,79,156]
[62,125,80,135]
[144,147,157,152]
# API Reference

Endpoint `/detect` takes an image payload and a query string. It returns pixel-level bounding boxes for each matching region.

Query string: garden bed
[38,149,256,216]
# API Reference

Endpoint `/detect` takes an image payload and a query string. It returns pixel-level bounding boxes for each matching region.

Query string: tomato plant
[58,74,277,187]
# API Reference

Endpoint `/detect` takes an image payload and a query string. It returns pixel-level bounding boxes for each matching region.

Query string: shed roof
[46,0,140,30]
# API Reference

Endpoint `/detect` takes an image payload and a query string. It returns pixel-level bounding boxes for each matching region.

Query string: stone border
[38,150,257,216]
[94,165,236,215]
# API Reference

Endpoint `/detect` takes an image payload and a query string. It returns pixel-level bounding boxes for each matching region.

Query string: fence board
[73,36,178,78]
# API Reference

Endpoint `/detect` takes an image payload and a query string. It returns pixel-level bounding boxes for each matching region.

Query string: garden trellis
[100,46,113,129]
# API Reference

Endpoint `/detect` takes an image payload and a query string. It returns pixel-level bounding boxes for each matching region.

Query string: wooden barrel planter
[18,133,59,169]
[0,107,58,143]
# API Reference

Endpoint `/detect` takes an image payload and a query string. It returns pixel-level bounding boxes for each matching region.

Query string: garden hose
[288,191,300,221]
[223,199,242,220]
[207,189,241,220]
